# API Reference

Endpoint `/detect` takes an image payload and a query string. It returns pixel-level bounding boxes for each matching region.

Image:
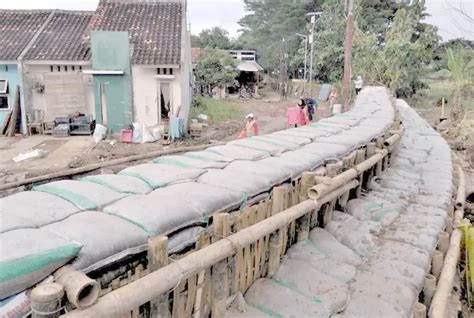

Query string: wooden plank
[185,275,198,317]
[0,110,12,135]
[148,236,170,318]
[7,86,20,137]
[211,213,230,318]
[267,229,283,277]
[271,186,286,215]
[172,282,186,318]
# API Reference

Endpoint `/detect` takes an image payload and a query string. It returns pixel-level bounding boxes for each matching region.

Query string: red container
[120,129,133,143]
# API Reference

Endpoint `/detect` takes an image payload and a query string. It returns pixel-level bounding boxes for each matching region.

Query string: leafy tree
[192,27,232,49]
[194,48,239,93]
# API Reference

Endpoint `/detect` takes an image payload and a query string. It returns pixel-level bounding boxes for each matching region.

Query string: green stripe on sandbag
[33,185,97,210]
[104,212,157,237]
[271,278,322,304]
[253,136,289,147]
[183,153,215,162]
[247,302,284,318]
[81,176,133,194]
[0,244,81,283]
[151,157,193,169]
[118,171,165,189]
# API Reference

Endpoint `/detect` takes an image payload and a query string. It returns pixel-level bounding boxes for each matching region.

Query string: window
[0,79,8,94]
[0,95,8,109]
[50,65,54,72]
[4,65,8,72]
[79,66,82,71]
[157,68,161,75]
[72,66,75,71]
[57,66,61,72]
[169,68,173,75]
[64,66,68,72]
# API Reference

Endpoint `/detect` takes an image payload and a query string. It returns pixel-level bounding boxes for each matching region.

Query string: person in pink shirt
[238,113,259,138]
[287,99,309,128]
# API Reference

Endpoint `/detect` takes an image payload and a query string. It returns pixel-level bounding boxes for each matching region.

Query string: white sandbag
[274,259,349,313]
[33,180,128,210]
[168,227,205,253]
[141,125,155,143]
[325,214,377,257]
[44,212,149,272]
[338,295,408,318]
[286,241,357,283]
[0,291,30,317]
[258,150,324,179]
[346,198,402,227]
[0,229,81,300]
[206,145,268,161]
[198,169,273,197]
[264,133,312,146]
[300,142,350,159]
[276,127,330,140]
[360,258,425,291]
[131,122,143,143]
[0,191,79,233]
[224,160,291,186]
[308,228,362,266]
[229,137,296,156]
[332,211,382,235]
[375,240,431,272]
[183,150,234,163]
[81,174,152,194]
[104,182,243,236]
[152,155,228,169]
[348,272,418,314]
[241,278,330,317]
[119,163,206,189]
[382,225,438,252]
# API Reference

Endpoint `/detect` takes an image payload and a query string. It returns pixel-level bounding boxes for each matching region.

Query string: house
[0,10,51,132]
[85,0,192,131]
[22,11,95,124]
[0,0,192,135]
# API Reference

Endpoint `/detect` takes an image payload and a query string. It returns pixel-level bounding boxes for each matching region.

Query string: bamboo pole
[148,236,170,318]
[63,181,358,318]
[455,166,466,210]
[383,133,401,152]
[412,302,427,318]
[423,274,436,307]
[211,213,230,318]
[429,229,463,318]
[308,150,388,199]
[0,142,225,192]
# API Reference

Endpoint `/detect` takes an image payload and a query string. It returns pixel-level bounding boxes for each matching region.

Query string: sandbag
[0,191,79,233]
[345,198,402,227]
[44,212,149,272]
[33,180,128,210]
[300,142,350,159]
[183,150,234,162]
[274,259,349,313]
[152,155,228,169]
[198,169,273,198]
[264,133,312,146]
[104,182,243,236]
[81,174,152,194]
[168,227,205,254]
[0,229,81,299]
[206,145,269,161]
[224,160,292,186]
[119,163,206,189]
[258,150,324,179]
[308,228,362,266]
[229,137,296,156]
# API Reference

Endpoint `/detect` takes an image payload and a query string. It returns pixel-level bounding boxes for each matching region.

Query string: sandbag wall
[0,87,394,315]
[224,99,455,318]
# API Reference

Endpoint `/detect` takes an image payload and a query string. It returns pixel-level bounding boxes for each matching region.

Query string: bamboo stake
[211,213,230,318]
[455,166,466,210]
[148,236,170,318]
[424,274,436,308]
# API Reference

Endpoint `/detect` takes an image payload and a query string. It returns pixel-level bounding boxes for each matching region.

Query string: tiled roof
[0,10,51,60]
[87,0,183,65]
[24,11,93,61]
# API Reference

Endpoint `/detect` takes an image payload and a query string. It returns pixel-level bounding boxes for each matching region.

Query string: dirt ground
[0,88,332,183]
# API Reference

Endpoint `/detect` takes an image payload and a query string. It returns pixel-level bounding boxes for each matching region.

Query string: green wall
[0,64,20,126]
[91,31,133,133]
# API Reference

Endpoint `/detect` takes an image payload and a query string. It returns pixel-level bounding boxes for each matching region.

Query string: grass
[190,97,244,124]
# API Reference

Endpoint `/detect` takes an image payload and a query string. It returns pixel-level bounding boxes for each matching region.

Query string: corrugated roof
[24,11,93,61]
[0,10,51,60]
[237,61,264,72]
[87,0,183,65]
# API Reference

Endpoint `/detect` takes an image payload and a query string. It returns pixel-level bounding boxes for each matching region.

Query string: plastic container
[120,129,133,143]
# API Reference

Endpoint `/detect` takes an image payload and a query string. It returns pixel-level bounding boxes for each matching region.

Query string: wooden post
[297,172,315,241]
[272,186,286,215]
[148,236,170,318]
[211,213,230,318]
[268,229,283,277]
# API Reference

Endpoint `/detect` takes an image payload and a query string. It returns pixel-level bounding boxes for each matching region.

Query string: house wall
[0,64,20,125]
[180,10,192,125]
[24,64,94,121]
[91,31,133,133]
[132,66,182,127]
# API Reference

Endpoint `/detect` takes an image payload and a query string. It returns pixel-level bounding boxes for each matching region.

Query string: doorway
[158,81,172,123]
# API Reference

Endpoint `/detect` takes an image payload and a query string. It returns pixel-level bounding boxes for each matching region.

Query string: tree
[194,48,239,94]
[447,46,473,122]
[192,27,232,49]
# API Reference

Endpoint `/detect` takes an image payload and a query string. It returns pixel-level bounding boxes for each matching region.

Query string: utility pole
[307,12,322,96]
[341,0,355,112]
[296,33,308,93]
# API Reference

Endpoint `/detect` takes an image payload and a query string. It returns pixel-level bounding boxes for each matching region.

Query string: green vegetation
[190,96,244,124]
[194,48,239,93]
[191,27,233,49]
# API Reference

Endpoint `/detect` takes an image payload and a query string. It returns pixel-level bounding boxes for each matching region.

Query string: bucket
[120,129,133,143]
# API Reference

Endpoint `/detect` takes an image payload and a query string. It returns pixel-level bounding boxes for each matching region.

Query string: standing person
[238,113,259,138]
[297,99,310,126]
[286,99,309,128]
[303,92,316,122]
[354,76,364,95]
[329,88,338,108]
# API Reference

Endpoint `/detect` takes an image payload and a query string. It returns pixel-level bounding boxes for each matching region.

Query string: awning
[237,61,264,72]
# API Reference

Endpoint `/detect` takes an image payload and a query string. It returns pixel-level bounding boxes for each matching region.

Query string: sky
[0,0,472,41]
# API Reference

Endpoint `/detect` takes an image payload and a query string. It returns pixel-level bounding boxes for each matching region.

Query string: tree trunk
[450,87,463,123]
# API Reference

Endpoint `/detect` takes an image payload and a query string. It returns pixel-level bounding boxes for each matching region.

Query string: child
[238,113,259,138]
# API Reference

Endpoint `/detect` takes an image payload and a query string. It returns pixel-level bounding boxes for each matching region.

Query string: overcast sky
[1,0,472,41]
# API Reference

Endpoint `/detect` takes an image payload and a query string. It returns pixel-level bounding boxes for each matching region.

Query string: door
[157,81,172,123]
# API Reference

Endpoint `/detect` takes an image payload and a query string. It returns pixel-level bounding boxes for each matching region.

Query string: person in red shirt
[238,113,259,138]
[287,99,309,128]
